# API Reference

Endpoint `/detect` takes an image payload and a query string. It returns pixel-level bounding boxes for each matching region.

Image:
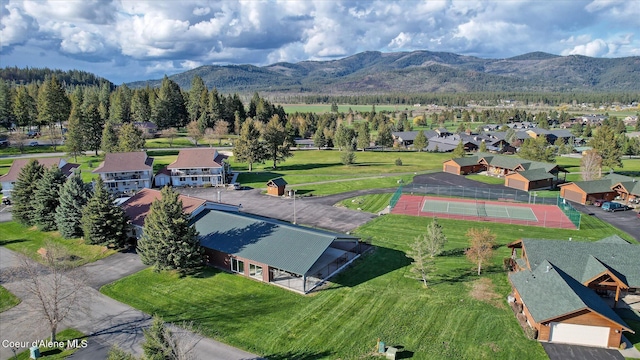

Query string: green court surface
[422,199,538,221]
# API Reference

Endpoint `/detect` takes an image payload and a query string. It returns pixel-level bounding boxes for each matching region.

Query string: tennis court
[422,198,538,221]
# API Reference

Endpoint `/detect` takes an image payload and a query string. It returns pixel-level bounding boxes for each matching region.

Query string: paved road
[177,187,377,233]
[0,248,260,360]
[569,202,640,242]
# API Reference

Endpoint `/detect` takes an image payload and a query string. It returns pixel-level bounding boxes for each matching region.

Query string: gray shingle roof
[267,177,287,187]
[193,209,353,275]
[512,168,554,181]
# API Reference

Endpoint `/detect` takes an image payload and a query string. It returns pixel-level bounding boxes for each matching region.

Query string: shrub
[341,150,356,166]
[395,158,403,166]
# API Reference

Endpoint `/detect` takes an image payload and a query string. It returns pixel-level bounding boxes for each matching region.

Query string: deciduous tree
[465,228,496,275]
[138,186,203,272]
[186,120,204,147]
[213,120,230,145]
[160,127,178,147]
[580,150,602,181]
[406,219,447,287]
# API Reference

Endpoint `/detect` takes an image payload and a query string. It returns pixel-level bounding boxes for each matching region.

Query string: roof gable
[93,152,153,173]
[121,188,206,227]
[168,148,225,169]
[267,177,287,187]
[0,158,78,183]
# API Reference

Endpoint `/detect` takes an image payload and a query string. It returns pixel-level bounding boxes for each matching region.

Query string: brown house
[508,236,637,348]
[0,158,79,198]
[505,169,554,191]
[559,173,636,205]
[266,177,287,196]
[442,157,486,175]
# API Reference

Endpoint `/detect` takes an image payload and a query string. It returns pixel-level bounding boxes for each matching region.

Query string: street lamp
[292,189,297,224]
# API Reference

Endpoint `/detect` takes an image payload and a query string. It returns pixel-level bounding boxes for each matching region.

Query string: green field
[0,222,116,265]
[280,104,409,114]
[102,213,634,360]
[338,193,393,213]
[0,285,20,312]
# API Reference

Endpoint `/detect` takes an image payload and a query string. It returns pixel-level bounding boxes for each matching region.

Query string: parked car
[29,141,39,146]
[1,198,11,205]
[593,199,606,207]
[601,202,631,212]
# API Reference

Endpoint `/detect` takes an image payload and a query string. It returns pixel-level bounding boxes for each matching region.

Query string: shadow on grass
[275,162,342,172]
[432,264,505,285]
[0,239,26,246]
[329,246,411,288]
[262,350,333,360]
[390,345,415,359]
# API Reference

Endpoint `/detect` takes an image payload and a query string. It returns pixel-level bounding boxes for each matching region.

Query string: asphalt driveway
[569,202,640,242]
[542,343,624,360]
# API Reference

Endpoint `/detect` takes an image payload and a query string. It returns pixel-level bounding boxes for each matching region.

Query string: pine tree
[55,174,91,238]
[138,186,203,272]
[589,125,623,169]
[12,159,45,226]
[376,123,393,150]
[36,75,71,130]
[101,121,119,153]
[262,115,292,169]
[479,140,487,153]
[81,177,129,248]
[234,119,266,172]
[83,104,105,156]
[413,130,428,151]
[118,122,145,152]
[33,165,67,231]
[66,103,84,162]
[13,86,37,129]
[452,141,466,158]
[142,316,180,360]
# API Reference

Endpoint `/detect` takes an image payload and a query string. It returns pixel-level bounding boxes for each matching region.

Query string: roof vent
[545,265,551,273]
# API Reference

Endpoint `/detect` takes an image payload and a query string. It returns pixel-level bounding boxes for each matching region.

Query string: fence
[557,196,582,229]
[390,185,403,208]
[397,183,558,205]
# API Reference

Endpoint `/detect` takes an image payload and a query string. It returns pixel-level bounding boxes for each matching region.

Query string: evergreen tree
[452,141,466,158]
[589,125,623,169]
[479,140,487,152]
[118,122,145,152]
[37,75,71,129]
[356,122,370,151]
[263,115,292,169]
[83,104,105,156]
[151,76,187,129]
[413,130,428,151]
[81,177,128,248]
[376,123,394,149]
[55,174,91,238]
[334,124,355,151]
[187,76,207,123]
[519,137,555,163]
[66,102,85,162]
[130,89,151,123]
[0,80,15,130]
[12,159,45,226]
[13,86,37,129]
[138,186,203,272]
[101,121,119,153]
[142,316,180,360]
[34,165,67,231]
[109,84,132,123]
[233,119,266,172]
[313,127,326,149]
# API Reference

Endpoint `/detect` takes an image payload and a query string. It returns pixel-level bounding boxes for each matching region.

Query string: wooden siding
[559,183,617,205]
[505,174,528,191]
[442,160,461,174]
[542,309,624,348]
[267,186,285,196]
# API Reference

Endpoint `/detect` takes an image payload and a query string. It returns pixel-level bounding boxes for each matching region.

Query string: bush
[395,158,403,166]
[341,150,356,166]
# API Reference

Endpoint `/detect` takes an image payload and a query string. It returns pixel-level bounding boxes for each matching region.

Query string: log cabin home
[507,236,638,348]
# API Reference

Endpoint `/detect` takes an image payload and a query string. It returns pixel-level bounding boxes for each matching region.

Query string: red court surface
[391,195,577,229]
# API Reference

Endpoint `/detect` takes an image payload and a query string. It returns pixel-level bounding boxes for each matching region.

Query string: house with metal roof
[507,236,638,348]
[192,208,362,294]
[559,173,637,205]
[0,158,79,198]
[93,152,154,195]
[442,153,566,191]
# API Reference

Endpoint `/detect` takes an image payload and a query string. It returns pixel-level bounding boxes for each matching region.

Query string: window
[231,258,244,273]
[203,177,210,182]
[249,264,263,279]
[179,177,185,182]
[191,177,198,181]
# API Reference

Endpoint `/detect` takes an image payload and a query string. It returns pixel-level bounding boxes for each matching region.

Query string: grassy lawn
[0,222,116,265]
[337,193,392,213]
[465,174,505,184]
[13,329,85,360]
[0,285,20,312]
[102,213,633,360]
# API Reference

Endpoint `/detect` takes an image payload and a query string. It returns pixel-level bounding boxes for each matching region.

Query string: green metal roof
[568,179,618,194]
[192,209,352,275]
[449,155,481,167]
[513,168,554,181]
[509,260,630,328]
[616,181,640,196]
[519,238,640,288]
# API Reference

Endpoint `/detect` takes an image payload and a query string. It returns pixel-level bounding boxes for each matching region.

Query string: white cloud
[563,38,610,57]
[0,3,38,48]
[388,32,412,49]
[193,7,210,16]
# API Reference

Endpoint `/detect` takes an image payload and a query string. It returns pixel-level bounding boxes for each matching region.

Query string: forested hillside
[0,67,113,88]
[128,50,640,94]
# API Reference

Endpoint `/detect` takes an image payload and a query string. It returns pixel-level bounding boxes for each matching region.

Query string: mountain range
[128,50,640,94]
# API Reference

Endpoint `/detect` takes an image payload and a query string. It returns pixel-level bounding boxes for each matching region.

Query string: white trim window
[249,264,263,280]
[231,258,244,273]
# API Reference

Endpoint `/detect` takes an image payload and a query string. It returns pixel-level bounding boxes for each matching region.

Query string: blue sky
[1,0,638,84]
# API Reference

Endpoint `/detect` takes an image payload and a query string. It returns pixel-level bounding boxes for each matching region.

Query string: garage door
[562,189,584,204]
[444,164,459,174]
[549,322,609,348]
[507,179,526,191]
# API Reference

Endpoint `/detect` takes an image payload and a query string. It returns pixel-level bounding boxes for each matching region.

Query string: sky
[1,0,639,84]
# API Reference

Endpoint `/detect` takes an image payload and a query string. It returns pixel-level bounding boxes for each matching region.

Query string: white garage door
[549,322,609,348]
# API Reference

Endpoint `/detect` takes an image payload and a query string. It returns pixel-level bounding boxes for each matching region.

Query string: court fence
[557,196,582,229]
[398,183,558,205]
